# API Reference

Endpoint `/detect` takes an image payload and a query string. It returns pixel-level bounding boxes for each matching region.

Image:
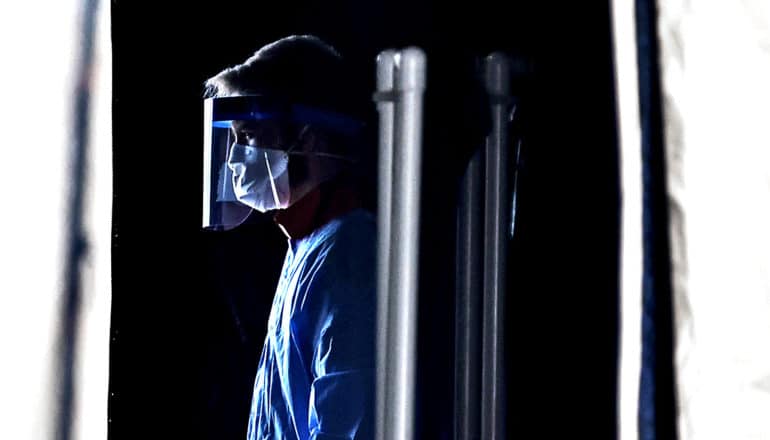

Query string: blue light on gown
[247,209,376,440]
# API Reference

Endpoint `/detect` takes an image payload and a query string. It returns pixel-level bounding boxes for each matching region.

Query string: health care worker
[202,35,376,440]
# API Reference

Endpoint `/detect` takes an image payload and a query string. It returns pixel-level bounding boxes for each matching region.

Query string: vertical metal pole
[375,50,396,440]
[455,147,484,440]
[375,47,426,440]
[481,53,510,440]
[389,47,426,440]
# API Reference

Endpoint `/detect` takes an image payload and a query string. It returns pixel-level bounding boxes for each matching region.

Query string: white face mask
[227,143,291,213]
[227,125,353,214]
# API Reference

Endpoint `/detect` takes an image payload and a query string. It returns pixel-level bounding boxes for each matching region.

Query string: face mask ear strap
[263,149,283,208]
[285,124,354,162]
[307,151,355,162]
[285,124,312,155]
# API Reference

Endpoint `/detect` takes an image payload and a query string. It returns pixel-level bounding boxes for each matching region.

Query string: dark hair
[207,36,373,157]
[204,35,364,119]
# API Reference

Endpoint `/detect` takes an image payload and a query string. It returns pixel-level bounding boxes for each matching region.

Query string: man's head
[202,35,372,233]
[204,35,364,157]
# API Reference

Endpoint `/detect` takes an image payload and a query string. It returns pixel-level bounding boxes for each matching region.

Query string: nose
[227,143,253,176]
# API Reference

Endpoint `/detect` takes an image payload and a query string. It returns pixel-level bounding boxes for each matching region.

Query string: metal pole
[375,50,396,440]
[455,147,484,440]
[375,47,426,440]
[389,47,425,440]
[481,53,510,440]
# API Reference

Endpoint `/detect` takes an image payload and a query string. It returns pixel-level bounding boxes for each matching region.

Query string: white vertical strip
[611,1,644,439]
[657,1,770,438]
[73,1,111,439]
[0,1,79,438]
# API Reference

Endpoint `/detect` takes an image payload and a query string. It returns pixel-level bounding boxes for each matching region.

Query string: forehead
[230,119,279,132]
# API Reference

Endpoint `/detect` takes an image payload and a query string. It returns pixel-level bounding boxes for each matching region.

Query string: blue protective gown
[247,209,376,440]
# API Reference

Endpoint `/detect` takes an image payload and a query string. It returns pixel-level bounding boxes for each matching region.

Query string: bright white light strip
[0,1,111,439]
[611,0,644,439]
[73,1,112,439]
[0,1,79,438]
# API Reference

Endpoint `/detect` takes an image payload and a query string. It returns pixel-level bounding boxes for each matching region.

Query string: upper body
[248,207,376,440]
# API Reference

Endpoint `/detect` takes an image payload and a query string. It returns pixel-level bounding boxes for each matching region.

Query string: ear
[297,125,327,153]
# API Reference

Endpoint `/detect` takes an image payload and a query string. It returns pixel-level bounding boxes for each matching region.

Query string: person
[202,35,376,440]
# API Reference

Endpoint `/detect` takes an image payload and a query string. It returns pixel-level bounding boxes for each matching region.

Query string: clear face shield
[202,96,363,231]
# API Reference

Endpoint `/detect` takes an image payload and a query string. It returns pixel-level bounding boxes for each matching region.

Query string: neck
[273,182,361,240]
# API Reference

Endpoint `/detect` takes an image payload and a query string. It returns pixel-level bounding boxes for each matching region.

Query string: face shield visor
[202,95,363,231]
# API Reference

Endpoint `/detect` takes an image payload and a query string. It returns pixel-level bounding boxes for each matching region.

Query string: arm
[292,224,376,440]
[306,295,375,440]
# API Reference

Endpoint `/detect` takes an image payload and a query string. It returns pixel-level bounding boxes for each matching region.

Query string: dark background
[111,1,619,438]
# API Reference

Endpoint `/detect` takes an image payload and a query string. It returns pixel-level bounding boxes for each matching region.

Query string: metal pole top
[484,53,510,96]
[396,48,426,91]
[377,50,398,91]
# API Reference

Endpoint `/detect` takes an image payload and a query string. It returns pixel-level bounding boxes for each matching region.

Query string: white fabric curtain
[658,1,770,438]
[0,0,111,438]
[615,0,770,438]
